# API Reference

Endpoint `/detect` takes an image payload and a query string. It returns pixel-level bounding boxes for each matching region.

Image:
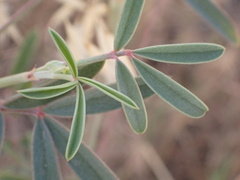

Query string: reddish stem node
[124,49,134,58]
[35,107,46,118]
[26,66,38,81]
[109,50,119,60]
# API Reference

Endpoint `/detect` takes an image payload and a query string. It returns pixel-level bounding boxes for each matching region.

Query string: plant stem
[76,53,111,66]
[76,50,126,66]
[0,72,33,88]
[34,71,73,81]
[0,50,127,88]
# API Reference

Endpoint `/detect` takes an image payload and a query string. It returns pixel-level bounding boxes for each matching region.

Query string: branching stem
[0,50,129,88]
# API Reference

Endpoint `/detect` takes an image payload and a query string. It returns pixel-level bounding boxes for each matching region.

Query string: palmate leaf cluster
[0,0,236,179]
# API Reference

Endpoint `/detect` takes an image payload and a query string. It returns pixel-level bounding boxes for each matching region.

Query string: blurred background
[0,0,240,180]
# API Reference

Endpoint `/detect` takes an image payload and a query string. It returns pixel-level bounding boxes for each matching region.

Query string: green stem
[34,71,73,81]
[0,50,127,88]
[76,50,126,66]
[0,72,32,88]
[76,53,111,66]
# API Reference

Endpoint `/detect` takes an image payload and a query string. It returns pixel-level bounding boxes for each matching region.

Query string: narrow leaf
[43,78,154,116]
[44,117,119,180]
[79,77,138,109]
[11,31,38,74]
[116,60,147,133]
[18,81,77,99]
[33,119,62,180]
[133,43,225,64]
[0,113,4,152]
[3,94,60,110]
[49,28,78,77]
[4,62,105,110]
[114,0,145,50]
[184,0,237,42]
[133,58,208,118]
[65,84,85,161]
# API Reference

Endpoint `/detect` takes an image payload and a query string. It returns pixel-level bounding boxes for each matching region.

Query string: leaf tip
[48,27,54,35]
[129,102,140,110]
[135,127,147,134]
[65,151,74,162]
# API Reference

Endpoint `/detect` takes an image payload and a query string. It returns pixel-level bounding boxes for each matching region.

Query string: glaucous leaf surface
[184,0,237,42]
[44,117,119,180]
[18,81,77,99]
[43,78,154,116]
[114,0,145,50]
[78,61,105,78]
[49,28,78,77]
[79,77,138,109]
[133,43,225,64]
[0,113,4,152]
[11,31,37,74]
[4,62,105,110]
[3,94,60,110]
[133,58,208,118]
[33,119,62,180]
[66,84,86,161]
[116,60,147,133]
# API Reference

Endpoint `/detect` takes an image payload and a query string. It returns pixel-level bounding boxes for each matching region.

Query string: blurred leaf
[43,78,154,116]
[79,77,138,109]
[0,173,30,180]
[44,117,119,180]
[49,28,78,77]
[184,0,237,42]
[116,60,147,133]
[134,43,225,64]
[0,113,4,152]
[18,81,77,100]
[114,0,145,50]
[65,84,85,161]
[78,61,105,78]
[132,58,208,118]
[11,31,38,74]
[33,119,62,180]
[209,158,231,180]
[3,94,60,110]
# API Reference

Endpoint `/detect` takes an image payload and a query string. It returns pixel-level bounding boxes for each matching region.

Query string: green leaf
[65,84,85,161]
[133,43,225,64]
[44,117,119,180]
[4,62,105,110]
[3,94,60,110]
[33,119,62,180]
[79,77,138,109]
[0,173,30,180]
[116,61,147,133]
[11,31,38,74]
[132,58,208,118]
[18,81,77,99]
[78,61,105,78]
[0,113,4,153]
[114,0,145,50]
[184,0,237,42]
[43,78,154,116]
[49,28,78,77]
